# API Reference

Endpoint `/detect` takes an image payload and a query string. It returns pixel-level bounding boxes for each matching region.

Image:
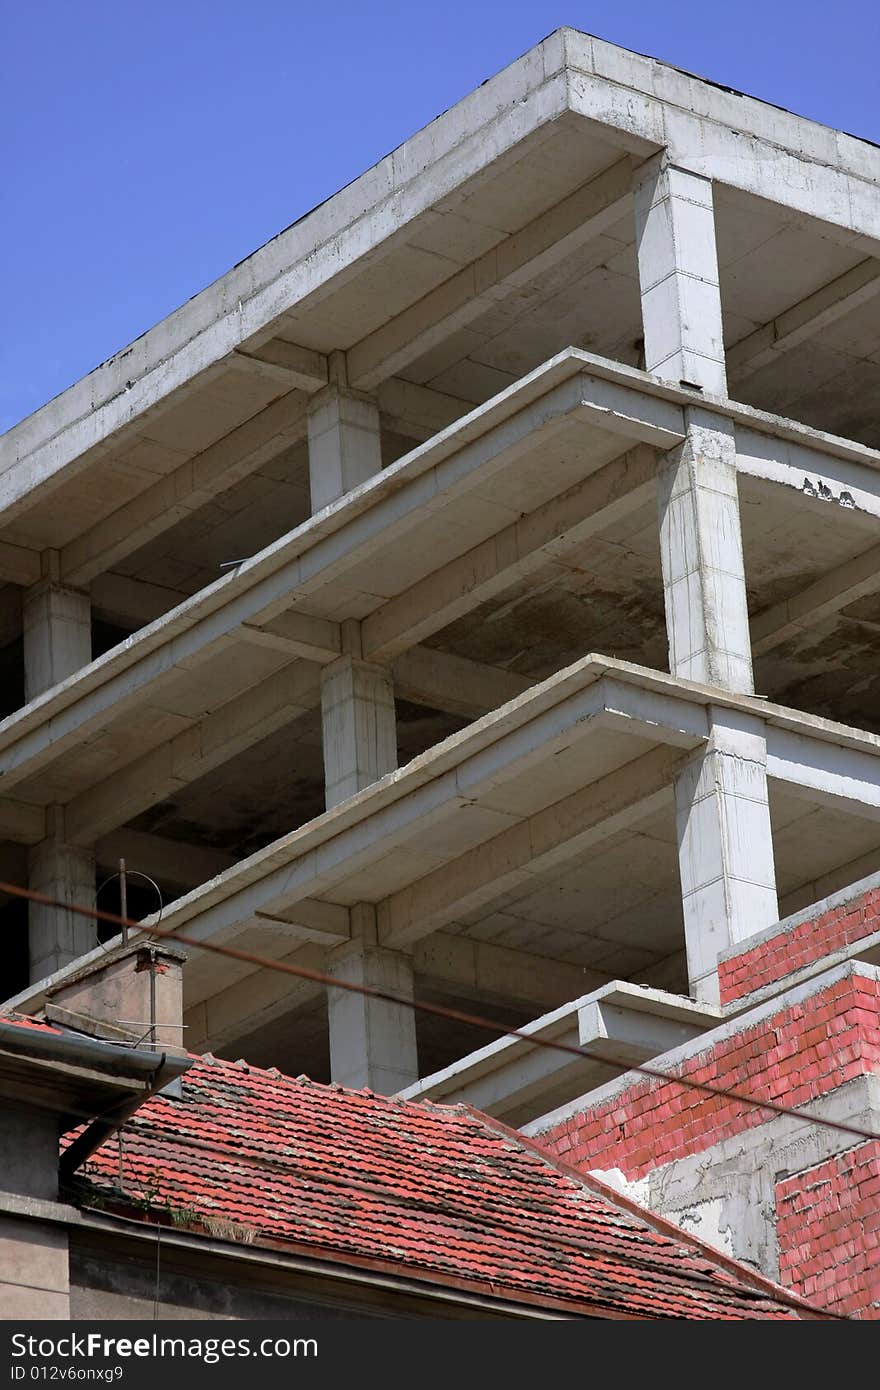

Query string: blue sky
[3,1,878,433]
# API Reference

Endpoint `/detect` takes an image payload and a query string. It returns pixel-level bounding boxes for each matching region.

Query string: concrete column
[674,711,778,1003]
[320,644,397,810]
[326,906,418,1094]
[633,153,726,395]
[0,1105,70,1318]
[657,409,754,693]
[307,354,382,513]
[28,808,96,982]
[23,555,91,702]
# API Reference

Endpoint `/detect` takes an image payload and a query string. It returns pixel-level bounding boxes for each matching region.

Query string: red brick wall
[541,971,880,1181]
[537,966,880,1317]
[719,886,880,1005]
[776,1142,880,1319]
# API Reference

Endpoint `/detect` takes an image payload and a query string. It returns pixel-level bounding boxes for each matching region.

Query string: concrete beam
[64,661,322,844]
[185,942,329,1052]
[239,610,342,664]
[727,258,880,384]
[362,443,657,661]
[251,899,352,941]
[566,32,880,252]
[407,1004,596,1120]
[0,799,46,846]
[346,156,634,390]
[59,390,309,587]
[400,981,716,1119]
[633,155,726,394]
[229,341,329,392]
[91,575,345,664]
[93,829,236,889]
[734,425,880,522]
[751,542,880,655]
[766,725,880,822]
[392,646,532,719]
[412,935,611,1010]
[185,931,615,1055]
[378,742,683,948]
[0,543,41,588]
[376,379,478,442]
[90,574,187,631]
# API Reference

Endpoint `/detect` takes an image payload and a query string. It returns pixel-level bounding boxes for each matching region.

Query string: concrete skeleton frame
[3,30,880,1095]
[9,656,880,1075]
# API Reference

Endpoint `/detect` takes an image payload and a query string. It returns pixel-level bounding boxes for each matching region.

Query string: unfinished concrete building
[3,30,880,1316]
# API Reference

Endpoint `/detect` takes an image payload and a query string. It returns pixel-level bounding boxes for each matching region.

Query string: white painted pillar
[320,640,397,810]
[657,409,754,694]
[326,906,418,1094]
[28,808,96,982]
[306,353,382,513]
[23,561,91,702]
[674,711,778,1003]
[633,153,726,395]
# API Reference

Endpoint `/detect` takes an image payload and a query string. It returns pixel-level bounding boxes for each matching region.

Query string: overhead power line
[1,879,877,1144]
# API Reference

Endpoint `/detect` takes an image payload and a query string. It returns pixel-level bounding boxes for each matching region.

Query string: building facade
[2,30,879,1315]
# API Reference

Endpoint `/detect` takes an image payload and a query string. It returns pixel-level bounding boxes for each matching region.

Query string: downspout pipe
[59,1058,186,1182]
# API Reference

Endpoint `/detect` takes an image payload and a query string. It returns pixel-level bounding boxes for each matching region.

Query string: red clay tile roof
[73,1052,819,1319]
[1,1012,63,1033]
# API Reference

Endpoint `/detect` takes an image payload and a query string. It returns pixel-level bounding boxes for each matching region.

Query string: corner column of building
[634,161,777,998]
[657,410,754,693]
[28,807,97,983]
[633,152,726,394]
[675,710,778,1004]
[326,904,418,1094]
[24,554,96,982]
[306,350,383,513]
[657,410,777,998]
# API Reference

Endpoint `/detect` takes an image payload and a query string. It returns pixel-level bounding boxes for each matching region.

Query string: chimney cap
[43,937,188,999]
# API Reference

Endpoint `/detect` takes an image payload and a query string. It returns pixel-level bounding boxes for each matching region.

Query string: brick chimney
[43,941,188,1056]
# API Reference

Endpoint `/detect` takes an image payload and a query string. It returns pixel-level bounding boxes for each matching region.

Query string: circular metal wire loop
[93,870,164,951]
